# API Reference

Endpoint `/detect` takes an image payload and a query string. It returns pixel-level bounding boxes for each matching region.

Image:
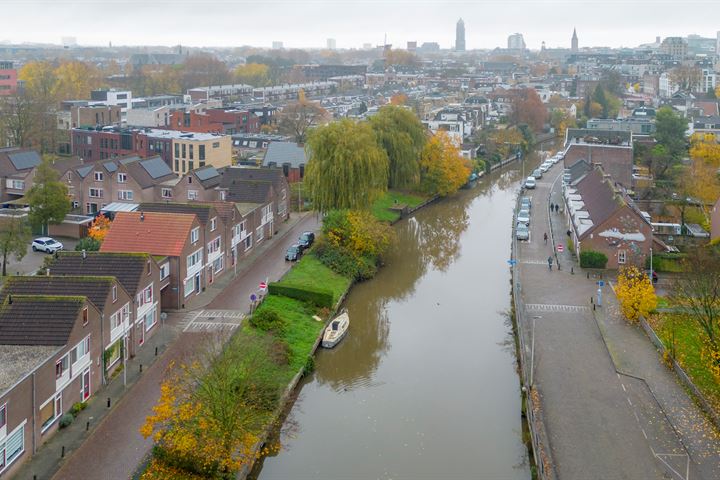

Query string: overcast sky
[1,0,718,50]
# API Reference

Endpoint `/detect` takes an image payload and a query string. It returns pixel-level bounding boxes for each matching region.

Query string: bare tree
[277,92,329,144]
[669,248,720,347]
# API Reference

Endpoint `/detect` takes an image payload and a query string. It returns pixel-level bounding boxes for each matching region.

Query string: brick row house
[63,156,178,215]
[564,168,653,269]
[0,148,42,203]
[0,295,103,477]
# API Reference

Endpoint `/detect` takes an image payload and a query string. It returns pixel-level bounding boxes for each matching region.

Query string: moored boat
[321,310,349,348]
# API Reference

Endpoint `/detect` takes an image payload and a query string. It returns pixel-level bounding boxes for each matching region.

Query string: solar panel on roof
[77,165,93,178]
[195,167,219,181]
[104,161,118,173]
[141,157,172,179]
[7,151,42,170]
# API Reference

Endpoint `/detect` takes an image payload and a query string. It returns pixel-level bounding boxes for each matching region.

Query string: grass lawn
[650,313,720,411]
[279,253,352,303]
[249,294,326,373]
[371,190,428,223]
[655,296,671,310]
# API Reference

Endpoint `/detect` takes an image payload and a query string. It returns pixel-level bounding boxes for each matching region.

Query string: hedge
[579,250,608,269]
[267,282,334,308]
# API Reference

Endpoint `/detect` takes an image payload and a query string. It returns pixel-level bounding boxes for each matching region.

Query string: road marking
[520,260,548,265]
[525,304,590,313]
[621,383,626,392]
[183,309,245,332]
[654,452,690,480]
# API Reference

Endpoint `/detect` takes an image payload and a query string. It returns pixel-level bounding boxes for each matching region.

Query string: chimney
[8,295,12,305]
[140,211,145,221]
[46,268,50,276]
[82,249,87,259]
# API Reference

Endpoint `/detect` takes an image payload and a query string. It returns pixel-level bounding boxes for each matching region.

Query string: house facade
[0,296,103,477]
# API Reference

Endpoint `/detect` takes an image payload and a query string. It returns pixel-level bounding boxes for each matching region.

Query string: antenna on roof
[82,249,87,259]
[140,211,145,221]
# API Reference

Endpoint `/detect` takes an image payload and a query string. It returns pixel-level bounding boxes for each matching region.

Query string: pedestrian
[550,202,555,213]
[548,256,553,271]
[543,232,548,244]
[566,229,571,237]
[555,204,560,213]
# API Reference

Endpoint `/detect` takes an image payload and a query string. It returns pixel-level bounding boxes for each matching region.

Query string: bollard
[86,421,90,431]
[140,364,143,373]
[593,303,596,311]
[587,272,590,279]
[590,297,594,304]
[61,446,65,458]
[571,267,574,275]
[155,346,158,356]
[107,397,111,408]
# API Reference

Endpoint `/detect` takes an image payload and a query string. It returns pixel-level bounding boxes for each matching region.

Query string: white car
[540,162,552,173]
[32,237,64,254]
[516,223,530,241]
[517,209,531,225]
[525,177,537,189]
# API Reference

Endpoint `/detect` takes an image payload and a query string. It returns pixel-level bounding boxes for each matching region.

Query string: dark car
[285,244,302,262]
[298,231,315,251]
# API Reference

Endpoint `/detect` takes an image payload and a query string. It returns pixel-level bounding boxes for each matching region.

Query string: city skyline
[1,0,719,50]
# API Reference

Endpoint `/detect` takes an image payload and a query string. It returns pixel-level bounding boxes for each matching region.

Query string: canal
[252,155,545,480]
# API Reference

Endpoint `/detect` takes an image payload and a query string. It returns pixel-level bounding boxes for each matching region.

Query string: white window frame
[210,217,217,231]
[39,394,62,433]
[183,277,195,298]
[186,248,203,273]
[117,172,127,183]
[144,309,157,331]
[618,250,626,264]
[190,227,199,244]
[1,421,26,472]
[89,188,103,198]
[112,285,117,303]
[161,188,172,199]
[187,190,198,200]
[159,263,170,280]
[94,171,103,181]
[117,190,133,201]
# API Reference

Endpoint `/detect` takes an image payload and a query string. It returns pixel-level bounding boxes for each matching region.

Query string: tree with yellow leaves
[88,213,111,242]
[419,131,471,197]
[233,63,270,87]
[141,332,287,477]
[615,266,657,323]
[54,61,103,99]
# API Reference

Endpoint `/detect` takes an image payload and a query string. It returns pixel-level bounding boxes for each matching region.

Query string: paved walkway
[516,161,720,480]
[12,212,318,480]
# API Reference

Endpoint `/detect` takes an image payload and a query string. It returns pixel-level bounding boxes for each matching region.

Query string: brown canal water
[252,155,546,480]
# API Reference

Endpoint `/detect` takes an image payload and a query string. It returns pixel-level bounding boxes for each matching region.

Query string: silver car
[516,223,530,240]
[517,209,531,225]
[32,237,64,254]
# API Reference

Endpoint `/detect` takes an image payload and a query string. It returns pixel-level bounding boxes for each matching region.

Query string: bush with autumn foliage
[615,266,657,323]
[88,213,111,242]
[315,209,395,280]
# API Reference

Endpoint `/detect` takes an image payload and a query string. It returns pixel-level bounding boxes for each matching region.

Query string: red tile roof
[100,211,196,257]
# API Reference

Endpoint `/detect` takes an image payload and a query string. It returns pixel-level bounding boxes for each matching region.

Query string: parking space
[5,236,79,276]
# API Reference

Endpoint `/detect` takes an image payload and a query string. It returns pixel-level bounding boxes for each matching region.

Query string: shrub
[315,241,378,280]
[249,309,287,335]
[616,266,657,323]
[267,283,333,308]
[59,413,74,429]
[75,237,101,252]
[579,250,608,268]
[70,401,87,417]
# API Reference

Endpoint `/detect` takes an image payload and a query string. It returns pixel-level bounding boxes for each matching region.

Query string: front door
[194,273,201,294]
[81,369,91,401]
[136,321,144,346]
[208,265,214,285]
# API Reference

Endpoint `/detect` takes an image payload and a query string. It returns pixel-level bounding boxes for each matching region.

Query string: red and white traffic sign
[556,244,564,252]
[259,281,268,290]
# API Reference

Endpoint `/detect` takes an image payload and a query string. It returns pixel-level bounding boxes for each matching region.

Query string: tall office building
[456,18,466,51]
[571,28,578,52]
[326,38,336,50]
[716,31,720,58]
[508,33,526,50]
[272,41,284,50]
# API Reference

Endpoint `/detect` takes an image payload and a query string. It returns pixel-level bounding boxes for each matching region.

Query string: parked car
[516,223,530,241]
[31,237,64,254]
[525,177,537,189]
[539,162,552,173]
[285,244,302,262]
[520,197,532,211]
[298,231,316,251]
[517,209,531,226]
[532,169,543,179]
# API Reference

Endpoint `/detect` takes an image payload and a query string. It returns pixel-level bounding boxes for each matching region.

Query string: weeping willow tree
[368,106,427,189]
[305,119,389,212]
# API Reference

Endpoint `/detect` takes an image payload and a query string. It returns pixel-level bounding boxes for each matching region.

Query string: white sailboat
[321,310,349,348]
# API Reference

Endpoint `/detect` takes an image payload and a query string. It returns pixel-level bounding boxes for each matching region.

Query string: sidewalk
[12,212,314,480]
